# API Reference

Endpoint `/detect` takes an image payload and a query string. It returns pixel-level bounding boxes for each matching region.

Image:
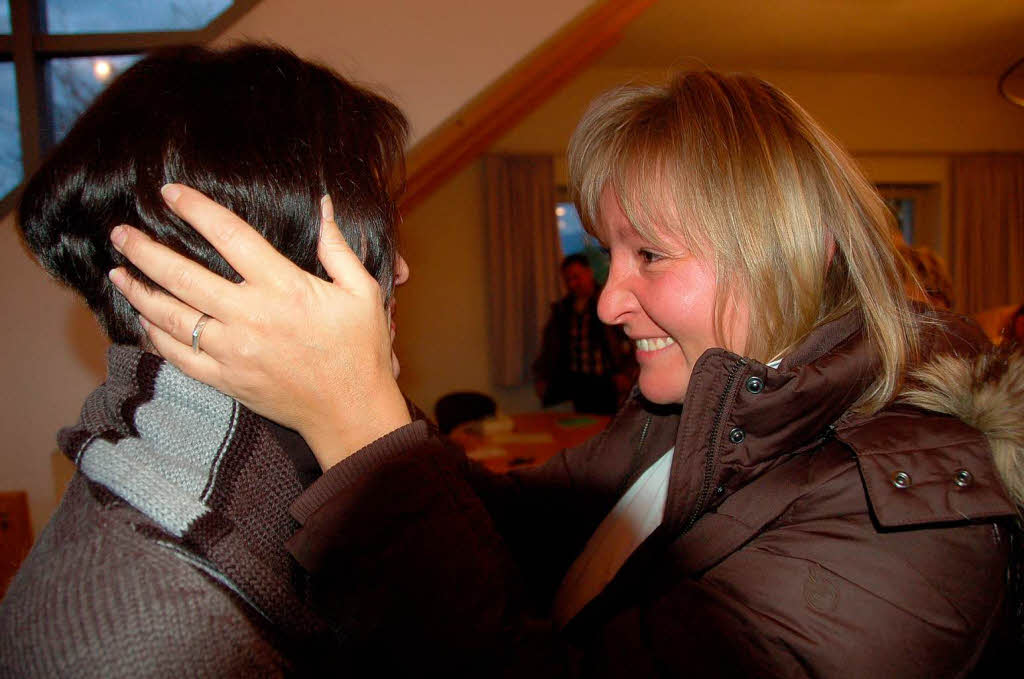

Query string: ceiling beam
[399,0,655,214]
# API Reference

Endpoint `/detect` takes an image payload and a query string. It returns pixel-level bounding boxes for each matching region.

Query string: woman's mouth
[635,336,676,353]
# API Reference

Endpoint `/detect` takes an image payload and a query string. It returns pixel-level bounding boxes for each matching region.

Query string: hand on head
[108,184,411,469]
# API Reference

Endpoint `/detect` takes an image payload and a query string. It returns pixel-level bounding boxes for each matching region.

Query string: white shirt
[551,359,780,626]
[551,447,674,627]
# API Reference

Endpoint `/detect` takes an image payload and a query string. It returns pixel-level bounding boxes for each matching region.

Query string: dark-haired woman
[0,44,410,676]
[95,72,1024,676]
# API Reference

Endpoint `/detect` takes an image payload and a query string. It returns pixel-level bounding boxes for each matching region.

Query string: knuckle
[172,266,194,293]
[214,220,240,246]
[165,310,186,338]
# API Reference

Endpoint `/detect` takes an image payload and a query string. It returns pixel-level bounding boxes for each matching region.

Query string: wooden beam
[399,0,654,214]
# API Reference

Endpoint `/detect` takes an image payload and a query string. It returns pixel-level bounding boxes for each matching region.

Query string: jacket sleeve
[286,420,576,675]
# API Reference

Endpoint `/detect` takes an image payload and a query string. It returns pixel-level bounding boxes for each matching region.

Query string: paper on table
[466,445,508,460]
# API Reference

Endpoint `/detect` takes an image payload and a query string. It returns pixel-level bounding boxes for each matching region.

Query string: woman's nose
[394,254,410,287]
[597,261,628,325]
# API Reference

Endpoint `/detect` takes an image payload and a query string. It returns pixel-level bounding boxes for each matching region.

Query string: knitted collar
[58,344,332,653]
[58,345,307,543]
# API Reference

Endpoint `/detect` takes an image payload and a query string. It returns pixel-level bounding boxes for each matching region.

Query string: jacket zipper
[623,414,653,493]
[683,357,748,533]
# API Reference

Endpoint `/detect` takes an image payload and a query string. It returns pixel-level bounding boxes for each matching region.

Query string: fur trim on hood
[900,345,1024,508]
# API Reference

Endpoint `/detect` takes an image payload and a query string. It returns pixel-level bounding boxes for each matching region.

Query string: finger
[111,267,231,359]
[142,317,227,391]
[318,194,376,288]
[110,226,237,320]
[161,183,295,286]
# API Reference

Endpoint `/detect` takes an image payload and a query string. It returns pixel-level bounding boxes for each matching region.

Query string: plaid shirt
[569,306,606,376]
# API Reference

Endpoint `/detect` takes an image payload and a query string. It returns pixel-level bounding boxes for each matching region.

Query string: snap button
[953,469,973,488]
[745,376,764,394]
[715,484,725,496]
[891,471,912,489]
[728,427,745,444]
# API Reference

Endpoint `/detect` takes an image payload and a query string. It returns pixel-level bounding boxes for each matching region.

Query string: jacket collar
[654,310,874,532]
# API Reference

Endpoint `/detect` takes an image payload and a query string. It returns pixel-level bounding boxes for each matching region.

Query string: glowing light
[555,206,567,217]
[93,59,112,81]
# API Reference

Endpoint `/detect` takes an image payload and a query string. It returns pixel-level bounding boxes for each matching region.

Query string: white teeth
[636,337,675,352]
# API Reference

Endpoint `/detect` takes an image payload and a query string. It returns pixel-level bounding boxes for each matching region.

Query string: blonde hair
[568,71,918,413]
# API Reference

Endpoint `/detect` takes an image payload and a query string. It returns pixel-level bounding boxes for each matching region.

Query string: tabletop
[449,411,611,473]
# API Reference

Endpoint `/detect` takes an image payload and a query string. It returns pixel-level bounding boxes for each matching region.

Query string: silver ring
[191,314,212,354]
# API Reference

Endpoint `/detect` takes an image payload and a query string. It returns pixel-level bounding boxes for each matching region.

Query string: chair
[434,391,497,435]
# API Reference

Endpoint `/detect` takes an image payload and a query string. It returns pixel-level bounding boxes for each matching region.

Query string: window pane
[45,55,141,144]
[44,0,233,34]
[556,202,609,284]
[0,61,21,197]
[0,1,10,34]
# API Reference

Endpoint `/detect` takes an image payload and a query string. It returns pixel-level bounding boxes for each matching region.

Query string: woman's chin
[638,375,688,405]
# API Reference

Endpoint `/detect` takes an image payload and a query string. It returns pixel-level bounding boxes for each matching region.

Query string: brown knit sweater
[0,346,332,677]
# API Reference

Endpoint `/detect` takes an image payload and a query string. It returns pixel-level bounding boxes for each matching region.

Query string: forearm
[298,379,411,471]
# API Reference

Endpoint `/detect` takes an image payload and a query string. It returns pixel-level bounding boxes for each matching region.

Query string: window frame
[1,0,260,216]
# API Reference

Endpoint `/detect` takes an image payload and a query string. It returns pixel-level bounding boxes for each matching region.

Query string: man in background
[533,254,636,414]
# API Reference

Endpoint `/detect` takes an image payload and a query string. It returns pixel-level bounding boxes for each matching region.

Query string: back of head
[18,44,407,345]
[569,70,916,412]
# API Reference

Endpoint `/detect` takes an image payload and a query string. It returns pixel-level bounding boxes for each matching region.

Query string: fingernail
[110,226,127,249]
[161,183,183,203]
[108,267,126,287]
[139,316,151,330]
[320,194,334,222]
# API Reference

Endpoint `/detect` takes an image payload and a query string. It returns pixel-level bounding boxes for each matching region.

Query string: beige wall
[496,67,1024,153]
[0,213,108,537]
[394,163,537,416]
[215,0,593,144]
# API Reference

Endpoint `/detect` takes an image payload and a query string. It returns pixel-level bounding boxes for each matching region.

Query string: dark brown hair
[19,44,407,344]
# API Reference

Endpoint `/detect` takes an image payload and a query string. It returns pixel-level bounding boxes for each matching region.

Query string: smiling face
[595,187,749,404]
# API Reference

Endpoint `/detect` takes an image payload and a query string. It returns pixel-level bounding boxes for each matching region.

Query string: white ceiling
[596,0,1024,76]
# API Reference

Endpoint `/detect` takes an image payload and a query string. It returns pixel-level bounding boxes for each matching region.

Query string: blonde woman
[108,71,1022,676]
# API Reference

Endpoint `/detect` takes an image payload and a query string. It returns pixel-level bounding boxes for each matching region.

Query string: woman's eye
[639,249,661,264]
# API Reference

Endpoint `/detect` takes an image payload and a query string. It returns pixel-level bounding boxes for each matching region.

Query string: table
[449,412,611,473]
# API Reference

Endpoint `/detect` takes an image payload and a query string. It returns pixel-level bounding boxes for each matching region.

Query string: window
[0,61,19,198]
[876,183,941,250]
[555,189,609,284]
[1,0,258,214]
[556,201,610,284]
